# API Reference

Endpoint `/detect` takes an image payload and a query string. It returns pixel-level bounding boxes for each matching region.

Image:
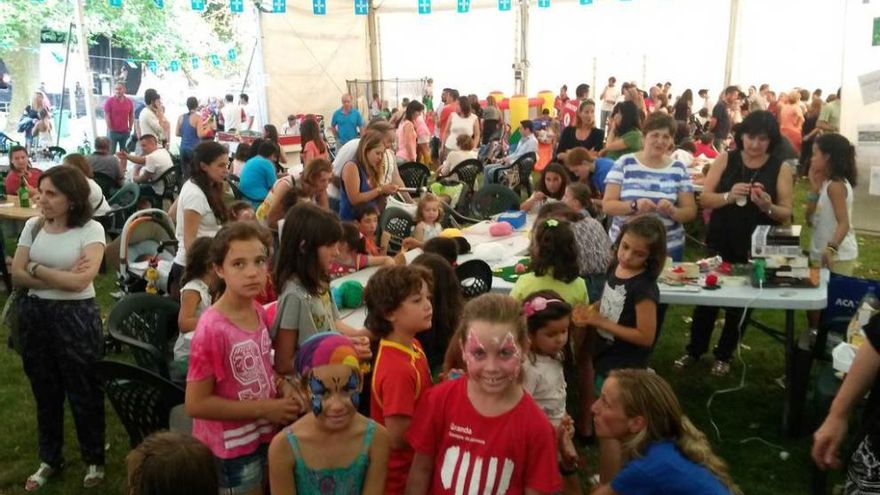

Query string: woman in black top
[674,111,793,376]
[673,89,693,122]
[554,99,605,161]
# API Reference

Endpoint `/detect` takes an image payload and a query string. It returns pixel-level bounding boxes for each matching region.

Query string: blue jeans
[108,131,130,153]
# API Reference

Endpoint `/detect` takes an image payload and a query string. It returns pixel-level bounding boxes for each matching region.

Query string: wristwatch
[723,192,730,204]
[630,199,638,213]
[27,261,40,277]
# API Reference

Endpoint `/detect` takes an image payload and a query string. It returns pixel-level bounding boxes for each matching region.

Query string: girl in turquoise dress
[268,333,390,494]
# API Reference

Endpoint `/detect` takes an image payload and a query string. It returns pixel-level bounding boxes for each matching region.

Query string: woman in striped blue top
[602,112,697,261]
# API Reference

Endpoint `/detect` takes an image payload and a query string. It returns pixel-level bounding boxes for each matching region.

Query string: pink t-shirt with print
[187,303,278,459]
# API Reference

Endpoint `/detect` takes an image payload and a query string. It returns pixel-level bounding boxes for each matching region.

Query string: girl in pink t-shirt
[186,222,305,495]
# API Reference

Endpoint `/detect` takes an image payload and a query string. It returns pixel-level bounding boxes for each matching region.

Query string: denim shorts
[217,444,268,493]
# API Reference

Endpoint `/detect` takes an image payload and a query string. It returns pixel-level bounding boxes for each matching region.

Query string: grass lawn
[0,178,878,494]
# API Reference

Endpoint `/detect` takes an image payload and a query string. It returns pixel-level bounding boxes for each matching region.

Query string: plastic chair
[97,182,140,237]
[455,259,493,298]
[443,158,483,192]
[489,152,536,197]
[47,146,66,161]
[378,206,414,256]
[93,171,119,199]
[470,184,522,219]
[107,293,181,378]
[398,162,431,190]
[145,164,181,208]
[440,202,480,229]
[93,360,185,448]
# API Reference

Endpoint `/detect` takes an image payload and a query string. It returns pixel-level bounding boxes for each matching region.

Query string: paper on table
[858,69,880,105]
[872,167,880,196]
[859,125,880,196]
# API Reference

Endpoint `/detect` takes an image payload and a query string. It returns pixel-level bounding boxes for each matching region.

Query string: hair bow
[523,296,563,317]
[545,219,559,228]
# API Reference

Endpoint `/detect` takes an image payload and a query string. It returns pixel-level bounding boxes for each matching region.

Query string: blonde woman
[591,369,741,495]
[779,90,805,154]
[339,131,398,221]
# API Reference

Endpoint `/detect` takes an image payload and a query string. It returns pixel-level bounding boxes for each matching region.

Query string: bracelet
[826,243,839,253]
[27,261,40,277]
[766,205,773,217]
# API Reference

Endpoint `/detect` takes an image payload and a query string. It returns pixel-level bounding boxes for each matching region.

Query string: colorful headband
[523,296,565,317]
[294,332,361,377]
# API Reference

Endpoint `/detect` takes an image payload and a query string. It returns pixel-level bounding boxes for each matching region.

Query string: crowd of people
[6,73,873,495]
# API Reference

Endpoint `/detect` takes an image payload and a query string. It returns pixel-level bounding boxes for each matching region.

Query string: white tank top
[810,179,857,261]
[445,113,478,150]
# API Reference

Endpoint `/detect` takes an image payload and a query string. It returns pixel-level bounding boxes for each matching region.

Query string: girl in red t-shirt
[407,294,562,495]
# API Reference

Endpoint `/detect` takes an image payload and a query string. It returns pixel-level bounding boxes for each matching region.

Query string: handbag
[3,219,44,354]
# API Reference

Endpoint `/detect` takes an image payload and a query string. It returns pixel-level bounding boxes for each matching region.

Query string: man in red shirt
[438,89,459,142]
[103,82,134,153]
[560,83,590,128]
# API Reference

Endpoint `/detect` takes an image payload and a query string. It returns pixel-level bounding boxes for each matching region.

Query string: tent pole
[368,0,381,88]
[56,23,74,148]
[723,0,740,87]
[74,0,97,146]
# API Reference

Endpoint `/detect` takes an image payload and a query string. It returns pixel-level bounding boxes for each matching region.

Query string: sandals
[83,465,105,488]
[25,463,57,492]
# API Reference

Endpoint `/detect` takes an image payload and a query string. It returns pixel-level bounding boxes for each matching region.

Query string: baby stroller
[117,209,178,295]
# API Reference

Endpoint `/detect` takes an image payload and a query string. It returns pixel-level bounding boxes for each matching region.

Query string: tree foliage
[0,0,237,65]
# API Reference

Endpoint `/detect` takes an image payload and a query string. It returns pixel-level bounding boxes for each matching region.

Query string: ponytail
[610,369,743,495]
[676,417,743,495]
[816,133,857,187]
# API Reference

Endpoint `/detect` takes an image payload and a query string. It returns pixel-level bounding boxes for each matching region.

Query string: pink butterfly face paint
[463,321,523,396]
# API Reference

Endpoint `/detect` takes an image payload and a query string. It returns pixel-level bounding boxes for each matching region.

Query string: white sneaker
[83,465,104,488]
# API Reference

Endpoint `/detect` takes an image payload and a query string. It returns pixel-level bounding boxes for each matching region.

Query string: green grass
[1,178,879,494]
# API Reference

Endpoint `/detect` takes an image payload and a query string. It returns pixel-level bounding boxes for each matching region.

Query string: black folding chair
[93,360,185,448]
[378,207,414,256]
[106,293,181,378]
[455,260,493,298]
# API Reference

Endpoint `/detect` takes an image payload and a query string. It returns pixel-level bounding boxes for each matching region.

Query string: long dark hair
[181,237,214,287]
[611,215,667,280]
[537,162,569,200]
[190,141,229,224]
[530,218,580,283]
[615,100,641,135]
[412,252,463,363]
[300,118,326,154]
[264,124,280,144]
[815,133,857,186]
[457,96,472,118]
[274,203,343,295]
[403,100,425,125]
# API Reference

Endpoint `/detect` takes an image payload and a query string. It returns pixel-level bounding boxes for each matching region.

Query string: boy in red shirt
[364,265,435,494]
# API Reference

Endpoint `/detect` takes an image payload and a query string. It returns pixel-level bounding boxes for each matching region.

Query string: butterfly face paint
[308,364,362,430]
[308,375,326,416]
[463,321,524,396]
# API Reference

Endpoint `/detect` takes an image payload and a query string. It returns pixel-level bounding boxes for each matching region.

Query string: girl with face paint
[268,333,390,495]
[406,294,563,495]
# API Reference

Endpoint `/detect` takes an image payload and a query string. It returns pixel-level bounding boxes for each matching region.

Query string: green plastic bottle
[18,174,30,208]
